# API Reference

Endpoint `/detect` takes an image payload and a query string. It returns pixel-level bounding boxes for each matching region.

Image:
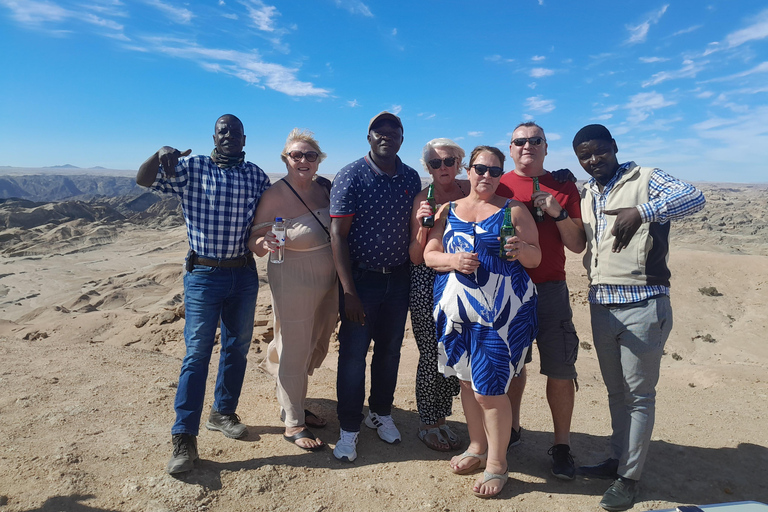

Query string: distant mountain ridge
[0,174,144,202]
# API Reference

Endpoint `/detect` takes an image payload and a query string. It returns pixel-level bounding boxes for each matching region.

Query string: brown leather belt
[192,254,251,268]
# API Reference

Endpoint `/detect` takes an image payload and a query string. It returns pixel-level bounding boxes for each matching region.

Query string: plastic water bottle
[270,217,285,264]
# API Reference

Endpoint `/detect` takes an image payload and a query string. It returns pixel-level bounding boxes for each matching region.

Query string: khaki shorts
[529,280,579,380]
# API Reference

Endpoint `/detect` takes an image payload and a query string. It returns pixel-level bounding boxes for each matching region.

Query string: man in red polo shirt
[496,121,586,480]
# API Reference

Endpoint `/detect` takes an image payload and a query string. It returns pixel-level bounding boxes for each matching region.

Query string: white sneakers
[333,412,402,462]
[333,429,359,462]
[365,412,402,444]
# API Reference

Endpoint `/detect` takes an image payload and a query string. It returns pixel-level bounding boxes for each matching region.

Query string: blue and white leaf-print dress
[434,200,538,396]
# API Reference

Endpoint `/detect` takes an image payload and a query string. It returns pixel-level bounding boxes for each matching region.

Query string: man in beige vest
[572,124,705,511]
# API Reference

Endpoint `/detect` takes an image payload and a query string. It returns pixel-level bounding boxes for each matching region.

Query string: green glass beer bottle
[533,176,545,223]
[421,183,437,228]
[499,205,515,259]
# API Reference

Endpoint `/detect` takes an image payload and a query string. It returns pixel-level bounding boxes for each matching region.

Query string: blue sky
[1,0,766,183]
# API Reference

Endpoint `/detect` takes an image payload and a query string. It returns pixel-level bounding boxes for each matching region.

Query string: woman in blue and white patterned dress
[424,145,541,498]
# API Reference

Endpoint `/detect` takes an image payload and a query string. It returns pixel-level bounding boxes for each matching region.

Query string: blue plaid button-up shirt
[152,155,271,259]
[586,162,705,305]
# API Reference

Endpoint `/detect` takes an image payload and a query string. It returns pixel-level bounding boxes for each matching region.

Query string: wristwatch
[553,208,569,222]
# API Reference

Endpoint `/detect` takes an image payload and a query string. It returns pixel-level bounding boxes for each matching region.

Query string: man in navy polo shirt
[330,111,421,462]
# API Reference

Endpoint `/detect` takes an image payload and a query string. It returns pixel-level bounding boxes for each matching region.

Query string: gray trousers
[590,296,673,481]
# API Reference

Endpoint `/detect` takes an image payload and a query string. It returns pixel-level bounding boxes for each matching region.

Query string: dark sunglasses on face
[471,164,504,178]
[427,157,457,169]
[512,137,545,147]
[286,150,319,162]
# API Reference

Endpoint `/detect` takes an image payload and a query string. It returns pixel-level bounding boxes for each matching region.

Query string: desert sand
[0,183,767,511]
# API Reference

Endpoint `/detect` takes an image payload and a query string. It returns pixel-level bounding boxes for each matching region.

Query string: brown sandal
[418,427,451,452]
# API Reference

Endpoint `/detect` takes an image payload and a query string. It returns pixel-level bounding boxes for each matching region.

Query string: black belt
[353,261,405,274]
[192,254,251,268]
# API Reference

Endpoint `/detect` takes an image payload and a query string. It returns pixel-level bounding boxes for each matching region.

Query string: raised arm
[408,187,433,265]
[531,187,585,254]
[136,146,191,187]
[503,201,542,269]
[606,169,705,253]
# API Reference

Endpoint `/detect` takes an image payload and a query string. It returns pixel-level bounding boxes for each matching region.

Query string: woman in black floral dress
[408,138,470,451]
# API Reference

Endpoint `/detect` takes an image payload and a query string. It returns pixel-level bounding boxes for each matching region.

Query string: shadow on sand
[155,397,768,506]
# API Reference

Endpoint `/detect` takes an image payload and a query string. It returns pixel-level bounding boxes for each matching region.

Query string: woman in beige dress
[248,129,338,451]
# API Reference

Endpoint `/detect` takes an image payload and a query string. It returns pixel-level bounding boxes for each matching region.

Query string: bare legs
[451,380,510,496]
[507,367,574,446]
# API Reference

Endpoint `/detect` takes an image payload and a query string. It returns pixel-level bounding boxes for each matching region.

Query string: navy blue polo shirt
[330,154,421,268]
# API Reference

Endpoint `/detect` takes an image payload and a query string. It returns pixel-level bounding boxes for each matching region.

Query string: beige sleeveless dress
[259,207,339,427]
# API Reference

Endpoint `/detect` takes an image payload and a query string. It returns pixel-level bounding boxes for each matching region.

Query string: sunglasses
[286,150,319,162]
[511,137,545,147]
[427,157,457,169]
[471,164,504,178]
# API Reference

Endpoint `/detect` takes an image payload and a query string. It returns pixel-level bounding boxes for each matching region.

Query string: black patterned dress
[409,262,461,425]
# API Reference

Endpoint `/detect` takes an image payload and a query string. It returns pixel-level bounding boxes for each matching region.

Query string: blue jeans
[590,296,673,480]
[337,265,410,432]
[171,259,259,436]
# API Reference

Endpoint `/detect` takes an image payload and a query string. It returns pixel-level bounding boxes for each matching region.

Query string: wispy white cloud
[641,59,707,87]
[347,99,359,107]
[82,12,123,31]
[532,55,546,61]
[528,82,537,89]
[685,105,768,182]
[333,0,372,17]
[139,37,329,96]
[624,91,675,124]
[625,4,668,44]
[144,0,194,24]
[243,0,278,32]
[525,95,555,114]
[82,1,129,18]
[530,67,554,78]
[468,131,483,137]
[390,104,402,115]
[1,0,128,37]
[671,24,701,37]
[417,113,436,120]
[726,8,768,48]
[392,28,397,36]
[1,0,69,24]
[639,56,670,63]
[702,61,768,82]
[485,54,514,64]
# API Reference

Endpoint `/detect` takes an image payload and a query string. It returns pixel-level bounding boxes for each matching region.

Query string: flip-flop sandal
[439,424,462,450]
[472,469,509,499]
[304,409,326,429]
[283,429,324,452]
[279,409,327,429]
[417,427,451,452]
[451,450,487,475]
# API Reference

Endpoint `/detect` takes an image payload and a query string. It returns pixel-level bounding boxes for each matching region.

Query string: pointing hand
[158,146,191,177]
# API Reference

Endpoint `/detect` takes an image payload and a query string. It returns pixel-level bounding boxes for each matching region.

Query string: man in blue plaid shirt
[137,114,270,475]
[572,124,705,511]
